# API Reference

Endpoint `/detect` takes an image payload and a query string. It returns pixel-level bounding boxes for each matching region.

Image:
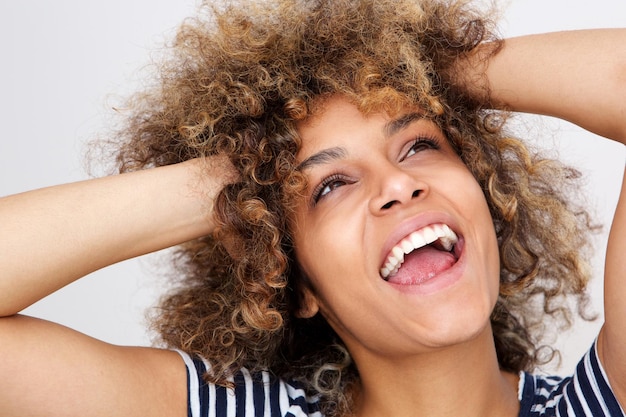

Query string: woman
[0,0,624,416]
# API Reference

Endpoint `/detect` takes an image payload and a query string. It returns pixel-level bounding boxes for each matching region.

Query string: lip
[378,211,463,272]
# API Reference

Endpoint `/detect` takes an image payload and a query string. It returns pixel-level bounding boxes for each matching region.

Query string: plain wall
[1,0,624,374]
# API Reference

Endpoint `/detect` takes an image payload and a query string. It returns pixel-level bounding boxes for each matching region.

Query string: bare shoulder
[0,314,187,417]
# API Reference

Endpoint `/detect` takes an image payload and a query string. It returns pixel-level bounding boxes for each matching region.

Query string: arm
[482,29,626,142]
[0,156,236,416]
[0,315,188,417]
[475,29,626,398]
[0,157,235,316]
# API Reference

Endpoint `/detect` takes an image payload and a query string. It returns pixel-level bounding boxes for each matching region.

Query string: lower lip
[383,240,466,295]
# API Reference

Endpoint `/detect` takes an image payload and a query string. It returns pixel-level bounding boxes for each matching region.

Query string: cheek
[292,212,373,324]
[292,193,368,271]
[444,165,500,279]
[464,180,501,296]
[448,165,491,219]
[295,215,362,283]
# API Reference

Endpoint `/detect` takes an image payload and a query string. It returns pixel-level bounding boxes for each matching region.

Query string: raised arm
[0,157,236,416]
[475,29,626,399]
[0,157,235,316]
[484,29,626,141]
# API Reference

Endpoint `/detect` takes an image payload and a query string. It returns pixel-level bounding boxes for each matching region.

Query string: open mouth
[380,223,460,281]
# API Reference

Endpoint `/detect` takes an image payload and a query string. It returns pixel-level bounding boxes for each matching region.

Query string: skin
[0,158,234,417]
[0,29,623,417]
[293,96,518,417]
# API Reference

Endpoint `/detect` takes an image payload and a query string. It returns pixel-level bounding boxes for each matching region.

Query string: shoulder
[518,340,625,417]
[176,350,323,417]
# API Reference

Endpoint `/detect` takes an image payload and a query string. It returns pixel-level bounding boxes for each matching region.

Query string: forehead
[296,96,425,162]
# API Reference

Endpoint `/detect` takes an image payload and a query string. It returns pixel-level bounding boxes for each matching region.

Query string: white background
[0,0,624,374]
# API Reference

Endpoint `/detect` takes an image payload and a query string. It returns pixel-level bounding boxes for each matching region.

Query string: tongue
[387,245,455,285]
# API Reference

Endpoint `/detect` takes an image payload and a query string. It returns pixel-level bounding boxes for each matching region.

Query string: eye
[402,136,440,160]
[312,174,349,204]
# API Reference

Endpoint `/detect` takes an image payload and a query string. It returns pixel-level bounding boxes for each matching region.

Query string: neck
[350,327,520,417]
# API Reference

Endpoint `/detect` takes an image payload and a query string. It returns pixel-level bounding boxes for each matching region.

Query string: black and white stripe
[178,339,623,417]
[177,351,322,417]
[518,340,625,416]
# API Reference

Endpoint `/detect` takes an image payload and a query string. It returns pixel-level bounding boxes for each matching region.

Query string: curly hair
[109,0,594,414]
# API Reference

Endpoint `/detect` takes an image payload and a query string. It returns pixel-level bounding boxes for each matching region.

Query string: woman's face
[291,96,501,362]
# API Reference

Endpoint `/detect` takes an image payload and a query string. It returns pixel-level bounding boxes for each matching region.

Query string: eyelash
[402,136,440,160]
[310,136,441,205]
[312,173,349,205]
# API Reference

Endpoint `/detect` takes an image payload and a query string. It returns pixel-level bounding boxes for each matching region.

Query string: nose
[368,163,427,215]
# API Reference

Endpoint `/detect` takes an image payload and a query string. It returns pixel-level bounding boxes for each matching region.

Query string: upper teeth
[380,223,458,279]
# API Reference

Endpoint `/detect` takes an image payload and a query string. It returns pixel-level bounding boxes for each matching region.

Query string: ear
[295,286,320,318]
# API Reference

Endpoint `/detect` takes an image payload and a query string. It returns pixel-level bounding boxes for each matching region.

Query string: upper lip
[378,211,462,271]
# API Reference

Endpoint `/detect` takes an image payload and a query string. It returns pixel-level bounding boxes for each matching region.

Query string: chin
[414,301,495,350]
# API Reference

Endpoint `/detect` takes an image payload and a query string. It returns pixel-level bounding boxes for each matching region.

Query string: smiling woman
[0,0,624,417]
[292,97,503,388]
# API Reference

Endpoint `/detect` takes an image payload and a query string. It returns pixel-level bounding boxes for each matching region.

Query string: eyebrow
[297,147,347,171]
[297,112,425,171]
[383,112,424,138]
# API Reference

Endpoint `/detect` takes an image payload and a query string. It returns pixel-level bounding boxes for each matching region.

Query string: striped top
[177,340,624,417]
[518,340,624,416]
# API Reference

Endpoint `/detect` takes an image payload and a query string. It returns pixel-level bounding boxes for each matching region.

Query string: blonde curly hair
[109,0,594,414]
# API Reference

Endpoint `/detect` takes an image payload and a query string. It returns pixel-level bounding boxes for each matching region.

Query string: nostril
[380,189,422,210]
[381,200,397,210]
